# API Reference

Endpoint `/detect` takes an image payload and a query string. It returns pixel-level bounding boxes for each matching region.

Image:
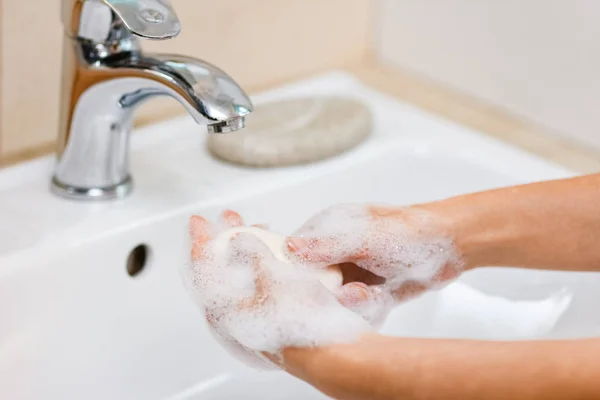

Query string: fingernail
[220,209,243,227]
[222,209,237,219]
[286,237,308,252]
[349,282,370,300]
[338,282,370,305]
[189,215,204,226]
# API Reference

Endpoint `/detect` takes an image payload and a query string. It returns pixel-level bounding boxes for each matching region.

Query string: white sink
[1,72,599,399]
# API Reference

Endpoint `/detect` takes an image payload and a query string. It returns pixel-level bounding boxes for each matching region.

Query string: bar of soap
[213,227,343,292]
[207,97,372,167]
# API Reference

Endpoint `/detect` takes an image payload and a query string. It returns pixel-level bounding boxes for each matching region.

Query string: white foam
[183,224,371,369]
[182,205,461,369]
[211,227,343,291]
[292,204,463,296]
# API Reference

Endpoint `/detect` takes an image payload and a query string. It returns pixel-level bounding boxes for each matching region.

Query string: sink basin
[1,71,598,399]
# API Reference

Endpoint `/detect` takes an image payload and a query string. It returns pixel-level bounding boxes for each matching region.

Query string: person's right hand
[286,204,465,321]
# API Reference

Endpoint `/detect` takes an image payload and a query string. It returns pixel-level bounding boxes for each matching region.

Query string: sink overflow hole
[127,244,149,277]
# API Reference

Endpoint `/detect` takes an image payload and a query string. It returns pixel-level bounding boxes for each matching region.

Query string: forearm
[283,334,600,400]
[428,173,600,271]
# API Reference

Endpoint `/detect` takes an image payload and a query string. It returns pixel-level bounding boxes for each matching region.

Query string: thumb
[336,283,394,327]
[228,233,276,309]
[229,232,277,265]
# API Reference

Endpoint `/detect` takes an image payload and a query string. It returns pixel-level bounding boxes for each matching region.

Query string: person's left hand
[183,210,372,369]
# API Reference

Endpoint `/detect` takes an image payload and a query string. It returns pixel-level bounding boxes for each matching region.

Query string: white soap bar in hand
[213,226,343,292]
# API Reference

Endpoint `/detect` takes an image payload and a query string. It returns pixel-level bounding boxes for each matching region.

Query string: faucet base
[50,176,133,201]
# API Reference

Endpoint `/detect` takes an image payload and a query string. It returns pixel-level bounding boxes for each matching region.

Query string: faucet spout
[54,0,254,201]
[116,54,253,127]
[52,39,253,201]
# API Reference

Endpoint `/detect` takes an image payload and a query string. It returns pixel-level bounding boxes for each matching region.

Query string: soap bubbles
[182,211,373,369]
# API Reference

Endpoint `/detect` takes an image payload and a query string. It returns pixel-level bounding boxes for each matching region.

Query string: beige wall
[377,0,600,151]
[0,0,372,164]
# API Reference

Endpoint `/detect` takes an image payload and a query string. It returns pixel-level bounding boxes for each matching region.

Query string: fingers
[286,236,353,265]
[286,205,373,266]
[336,282,371,304]
[217,210,270,233]
[190,215,213,261]
[190,215,213,241]
[190,210,247,261]
[218,209,244,230]
[252,223,269,230]
[336,282,394,327]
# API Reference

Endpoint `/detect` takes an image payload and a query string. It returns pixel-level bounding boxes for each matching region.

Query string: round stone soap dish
[206,97,372,167]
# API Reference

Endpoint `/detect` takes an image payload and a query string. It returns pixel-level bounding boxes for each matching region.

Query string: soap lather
[212,226,343,291]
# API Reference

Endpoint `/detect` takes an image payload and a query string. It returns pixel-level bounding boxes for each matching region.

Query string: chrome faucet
[53,0,253,201]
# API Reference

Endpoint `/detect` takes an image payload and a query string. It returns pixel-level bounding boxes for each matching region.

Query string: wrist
[282,334,424,399]
[280,344,348,397]
[421,195,499,271]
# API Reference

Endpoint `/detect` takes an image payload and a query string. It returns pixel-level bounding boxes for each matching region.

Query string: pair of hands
[185,205,464,368]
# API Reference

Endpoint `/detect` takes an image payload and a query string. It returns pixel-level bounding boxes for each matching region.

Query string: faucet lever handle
[102,0,181,39]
